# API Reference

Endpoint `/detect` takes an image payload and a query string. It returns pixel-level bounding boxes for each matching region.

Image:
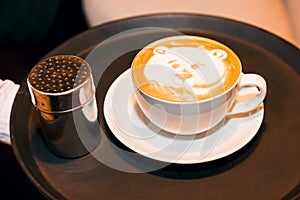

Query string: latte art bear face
[144,46,228,101]
[131,36,241,102]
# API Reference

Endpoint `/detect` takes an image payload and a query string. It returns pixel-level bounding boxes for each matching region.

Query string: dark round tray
[11,14,300,200]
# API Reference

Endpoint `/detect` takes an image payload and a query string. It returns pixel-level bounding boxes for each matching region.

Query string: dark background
[0,0,88,199]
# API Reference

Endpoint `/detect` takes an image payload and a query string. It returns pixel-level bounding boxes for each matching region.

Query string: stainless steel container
[27,55,100,158]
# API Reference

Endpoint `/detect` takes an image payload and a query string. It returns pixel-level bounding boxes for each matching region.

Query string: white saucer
[103,69,264,164]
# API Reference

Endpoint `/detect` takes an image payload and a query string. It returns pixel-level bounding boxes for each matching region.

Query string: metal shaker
[27,55,100,158]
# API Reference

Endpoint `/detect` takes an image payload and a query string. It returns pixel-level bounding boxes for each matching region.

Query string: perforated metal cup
[27,55,100,158]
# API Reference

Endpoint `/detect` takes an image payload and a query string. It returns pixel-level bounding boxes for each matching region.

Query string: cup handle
[227,73,267,117]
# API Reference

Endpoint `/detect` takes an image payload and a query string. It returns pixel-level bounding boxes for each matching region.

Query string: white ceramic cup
[131,35,267,135]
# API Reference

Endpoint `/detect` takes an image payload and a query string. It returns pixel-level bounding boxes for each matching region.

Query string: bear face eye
[168,60,181,69]
[191,64,199,69]
[190,63,205,69]
[172,63,180,69]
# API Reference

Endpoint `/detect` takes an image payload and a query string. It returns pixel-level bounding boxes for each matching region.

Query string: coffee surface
[131,36,241,102]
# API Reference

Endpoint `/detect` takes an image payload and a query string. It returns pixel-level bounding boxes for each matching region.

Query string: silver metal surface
[27,55,100,158]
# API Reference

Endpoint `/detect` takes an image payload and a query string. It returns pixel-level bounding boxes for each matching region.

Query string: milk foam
[132,36,241,102]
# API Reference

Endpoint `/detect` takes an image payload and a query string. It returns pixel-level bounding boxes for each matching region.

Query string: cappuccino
[131,35,241,102]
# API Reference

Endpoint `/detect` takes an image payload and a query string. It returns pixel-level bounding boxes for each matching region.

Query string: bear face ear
[153,46,169,55]
[209,49,228,60]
